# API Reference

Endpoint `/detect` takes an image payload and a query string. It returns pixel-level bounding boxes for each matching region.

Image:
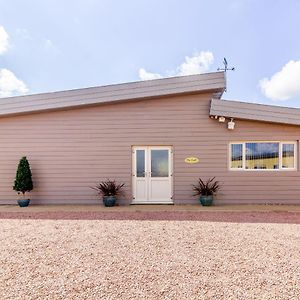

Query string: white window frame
[229,141,297,171]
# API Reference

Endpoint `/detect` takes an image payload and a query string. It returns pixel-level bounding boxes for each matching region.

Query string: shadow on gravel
[0,211,299,224]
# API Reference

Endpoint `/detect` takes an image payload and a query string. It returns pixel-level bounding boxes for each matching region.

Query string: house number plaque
[184,157,199,164]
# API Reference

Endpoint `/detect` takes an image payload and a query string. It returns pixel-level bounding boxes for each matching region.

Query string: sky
[0,0,300,107]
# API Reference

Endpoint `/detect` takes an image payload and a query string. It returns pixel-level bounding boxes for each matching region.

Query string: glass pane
[231,144,243,169]
[245,142,279,169]
[151,150,169,177]
[282,144,295,168]
[136,150,145,177]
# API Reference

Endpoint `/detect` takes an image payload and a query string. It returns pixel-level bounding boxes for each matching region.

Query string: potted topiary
[193,177,220,206]
[91,179,125,207]
[13,156,33,207]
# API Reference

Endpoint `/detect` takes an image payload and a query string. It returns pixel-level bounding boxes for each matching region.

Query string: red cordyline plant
[91,179,125,196]
[193,177,220,196]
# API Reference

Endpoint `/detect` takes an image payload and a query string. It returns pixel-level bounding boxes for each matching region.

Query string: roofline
[0,71,225,101]
[210,98,300,126]
[0,72,226,118]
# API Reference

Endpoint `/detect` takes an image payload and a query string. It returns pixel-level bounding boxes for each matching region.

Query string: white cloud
[0,26,29,97]
[0,26,9,55]
[259,60,300,101]
[177,51,214,76]
[0,69,29,97]
[139,68,162,80]
[139,51,214,81]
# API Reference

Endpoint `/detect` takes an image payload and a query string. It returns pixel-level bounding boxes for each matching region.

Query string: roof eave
[210,98,300,126]
[0,72,226,118]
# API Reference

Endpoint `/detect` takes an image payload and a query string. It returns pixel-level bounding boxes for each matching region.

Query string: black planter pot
[199,195,213,206]
[103,196,117,207]
[17,199,30,207]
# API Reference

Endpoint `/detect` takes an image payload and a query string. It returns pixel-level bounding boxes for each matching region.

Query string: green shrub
[13,157,33,196]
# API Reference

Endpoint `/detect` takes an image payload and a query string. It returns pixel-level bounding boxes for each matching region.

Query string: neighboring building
[0,71,300,205]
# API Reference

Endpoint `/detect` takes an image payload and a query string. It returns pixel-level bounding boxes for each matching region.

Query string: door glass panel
[136,150,145,177]
[151,150,169,177]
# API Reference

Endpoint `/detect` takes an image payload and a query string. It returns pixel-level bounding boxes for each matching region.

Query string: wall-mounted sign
[185,157,199,164]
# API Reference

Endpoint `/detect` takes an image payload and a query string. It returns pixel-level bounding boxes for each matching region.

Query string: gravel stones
[0,220,299,299]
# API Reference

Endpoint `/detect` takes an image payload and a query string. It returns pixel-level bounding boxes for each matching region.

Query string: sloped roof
[0,72,225,117]
[210,99,300,126]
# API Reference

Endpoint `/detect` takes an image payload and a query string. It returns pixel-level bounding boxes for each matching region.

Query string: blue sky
[0,0,300,107]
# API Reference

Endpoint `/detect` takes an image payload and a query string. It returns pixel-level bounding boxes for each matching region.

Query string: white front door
[132,146,173,204]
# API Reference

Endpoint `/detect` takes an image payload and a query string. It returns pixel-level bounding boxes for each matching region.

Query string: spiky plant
[91,179,125,197]
[193,177,220,196]
[13,157,33,197]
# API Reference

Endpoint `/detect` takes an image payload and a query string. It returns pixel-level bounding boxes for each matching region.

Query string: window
[282,143,295,169]
[230,142,296,170]
[230,144,243,169]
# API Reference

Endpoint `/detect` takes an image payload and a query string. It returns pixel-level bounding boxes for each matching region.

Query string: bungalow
[1,71,300,205]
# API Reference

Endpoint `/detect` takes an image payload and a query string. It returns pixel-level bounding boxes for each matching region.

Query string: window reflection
[136,150,145,177]
[230,142,296,170]
[151,150,169,177]
[245,142,279,170]
[282,144,294,168]
[231,144,243,169]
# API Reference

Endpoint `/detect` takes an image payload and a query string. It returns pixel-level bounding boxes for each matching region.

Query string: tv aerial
[217,57,235,72]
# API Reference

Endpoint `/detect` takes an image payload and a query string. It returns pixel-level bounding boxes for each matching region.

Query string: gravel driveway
[0,219,299,300]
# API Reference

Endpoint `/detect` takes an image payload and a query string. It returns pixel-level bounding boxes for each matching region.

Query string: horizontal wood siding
[0,93,300,204]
